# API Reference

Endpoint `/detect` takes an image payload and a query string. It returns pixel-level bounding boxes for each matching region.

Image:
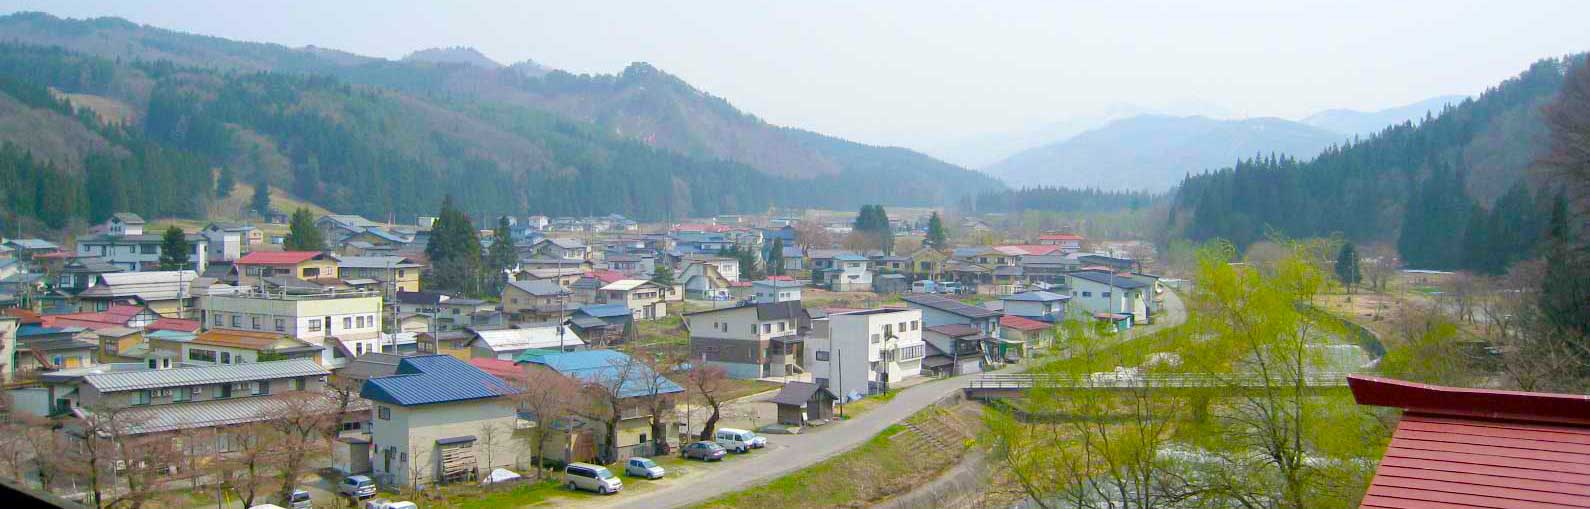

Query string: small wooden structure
[770,381,837,427]
[436,436,478,484]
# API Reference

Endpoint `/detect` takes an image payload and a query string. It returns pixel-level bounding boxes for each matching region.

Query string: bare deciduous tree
[262,392,334,506]
[686,363,729,441]
[221,423,277,509]
[511,368,581,478]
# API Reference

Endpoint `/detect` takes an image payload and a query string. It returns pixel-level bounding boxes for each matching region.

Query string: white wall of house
[807,309,923,395]
[1065,278,1148,320]
[370,399,525,487]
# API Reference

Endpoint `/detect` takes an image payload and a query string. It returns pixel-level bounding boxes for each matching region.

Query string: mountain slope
[0,12,1001,203]
[1301,95,1470,138]
[1169,56,1578,256]
[402,47,503,69]
[985,115,1345,192]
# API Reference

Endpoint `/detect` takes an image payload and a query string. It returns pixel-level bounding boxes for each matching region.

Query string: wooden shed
[770,381,838,427]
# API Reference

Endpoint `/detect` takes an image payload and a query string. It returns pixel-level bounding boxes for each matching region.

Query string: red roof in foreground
[999,315,1050,332]
[1348,375,1590,509]
[468,358,526,382]
[237,251,323,265]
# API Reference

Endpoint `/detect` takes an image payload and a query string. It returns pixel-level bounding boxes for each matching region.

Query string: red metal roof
[999,315,1050,332]
[1349,375,1590,508]
[41,304,148,329]
[587,270,629,284]
[147,317,201,333]
[468,358,526,382]
[237,251,322,265]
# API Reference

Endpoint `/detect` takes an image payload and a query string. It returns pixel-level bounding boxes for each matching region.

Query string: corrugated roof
[237,251,324,265]
[902,294,1002,319]
[924,324,981,337]
[84,359,328,392]
[515,350,684,398]
[769,381,831,406]
[337,256,421,269]
[1001,291,1069,302]
[361,354,519,406]
[507,280,568,297]
[578,304,632,319]
[148,317,201,332]
[470,325,583,352]
[1000,315,1051,331]
[146,329,196,342]
[1350,376,1590,509]
[1069,270,1150,290]
[599,279,652,292]
[108,392,364,434]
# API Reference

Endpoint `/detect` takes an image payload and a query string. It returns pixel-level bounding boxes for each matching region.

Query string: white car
[714,428,766,453]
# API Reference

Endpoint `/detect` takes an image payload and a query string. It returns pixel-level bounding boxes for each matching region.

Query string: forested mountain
[1170,56,1582,272]
[1301,95,1470,138]
[984,115,1344,192]
[402,47,503,70]
[0,12,1002,228]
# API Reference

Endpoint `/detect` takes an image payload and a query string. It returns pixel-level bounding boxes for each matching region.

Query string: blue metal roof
[361,354,520,407]
[833,254,869,262]
[515,350,684,399]
[578,304,632,319]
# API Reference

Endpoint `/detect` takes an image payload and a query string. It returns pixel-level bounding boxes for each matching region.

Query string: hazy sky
[6,1,1588,163]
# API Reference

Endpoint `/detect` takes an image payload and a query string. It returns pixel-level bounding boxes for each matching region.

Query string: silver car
[565,462,623,494]
[625,457,666,479]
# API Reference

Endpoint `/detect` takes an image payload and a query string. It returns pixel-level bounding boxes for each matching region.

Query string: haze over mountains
[0,12,1002,224]
[981,95,1470,192]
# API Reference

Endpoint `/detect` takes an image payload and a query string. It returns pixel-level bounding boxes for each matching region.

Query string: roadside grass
[689,402,980,509]
[633,314,690,348]
[835,388,899,419]
[424,478,566,509]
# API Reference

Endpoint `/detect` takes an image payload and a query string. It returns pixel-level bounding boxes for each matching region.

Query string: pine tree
[1334,241,1361,293]
[485,216,518,291]
[925,211,948,250]
[250,171,271,217]
[283,207,325,251]
[1540,190,1589,335]
[159,226,191,270]
[768,237,786,276]
[425,195,484,295]
[216,166,235,198]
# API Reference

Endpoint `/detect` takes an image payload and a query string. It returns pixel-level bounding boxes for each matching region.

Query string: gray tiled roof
[108,393,366,434]
[83,359,328,393]
[901,294,1002,319]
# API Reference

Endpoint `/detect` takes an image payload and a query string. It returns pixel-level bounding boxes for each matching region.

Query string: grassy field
[689,401,981,509]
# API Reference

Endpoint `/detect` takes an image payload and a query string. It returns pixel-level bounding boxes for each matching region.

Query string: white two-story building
[805,308,924,396]
[200,287,383,368]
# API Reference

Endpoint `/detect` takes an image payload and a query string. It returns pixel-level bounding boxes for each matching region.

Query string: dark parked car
[683,441,727,461]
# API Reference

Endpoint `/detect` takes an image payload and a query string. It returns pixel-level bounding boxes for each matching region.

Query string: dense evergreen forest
[1170,55,1583,272]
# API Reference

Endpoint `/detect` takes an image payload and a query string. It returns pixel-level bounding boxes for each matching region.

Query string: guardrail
[965,372,1352,392]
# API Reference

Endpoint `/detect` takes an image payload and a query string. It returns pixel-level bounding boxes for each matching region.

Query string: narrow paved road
[589,370,988,509]
[593,290,1188,509]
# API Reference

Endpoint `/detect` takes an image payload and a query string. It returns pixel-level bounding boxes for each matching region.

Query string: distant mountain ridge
[0,12,1002,223]
[402,46,503,69]
[1301,95,1470,138]
[984,115,1345,192]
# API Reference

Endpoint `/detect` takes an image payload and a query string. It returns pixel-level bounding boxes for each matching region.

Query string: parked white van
[565,462,623,494]
[714,428,767,453]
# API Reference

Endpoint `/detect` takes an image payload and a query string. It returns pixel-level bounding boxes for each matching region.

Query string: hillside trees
[425,195,484,296]
[925,211,948,250]
[1334,241,1360,293]
[485,216,518,291]
[853,204,894,255]
[767,237,786,276]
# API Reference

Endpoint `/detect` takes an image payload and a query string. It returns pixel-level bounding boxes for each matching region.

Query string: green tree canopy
[159,225,191,270]
[425,195,484,295]
[925,211,948,250]
[1334,241,1361,292]
[283,207,325,251]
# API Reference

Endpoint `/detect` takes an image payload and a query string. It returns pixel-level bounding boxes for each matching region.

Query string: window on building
[303,267,320,278]
[188,349,217,362]
[274,318,285,332]
[220,352,232,364]
[378,406,390,420]
[1082,291,1092,297]
[871,334,881,343]
[213,314,223,326]
[174,387,190,402]
[136,390,151,405]
[230,315,241,327]
[216,384,232,399]
[162,357,171,369]
[251,316,261,329]
[344,317,353,330]
[140,244,157,255]
[911,320,919,331]
[777,322,786,332]
[292,377,305,390]
[1102,292,1111,298]
[308,320,321,332]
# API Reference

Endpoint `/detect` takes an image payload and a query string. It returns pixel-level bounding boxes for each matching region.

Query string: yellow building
[233,251,340,283]
[337,255,424,293]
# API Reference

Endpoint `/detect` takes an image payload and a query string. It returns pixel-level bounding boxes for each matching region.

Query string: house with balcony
[685,301,811,379]
[231,251,339,285]
[805,308,925,395]
[820,255,873,292]
[597,279,666,320]
[920,324,988,377]
[200,286,384,368]
[338,256,424,294]
[516,349,684,463]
